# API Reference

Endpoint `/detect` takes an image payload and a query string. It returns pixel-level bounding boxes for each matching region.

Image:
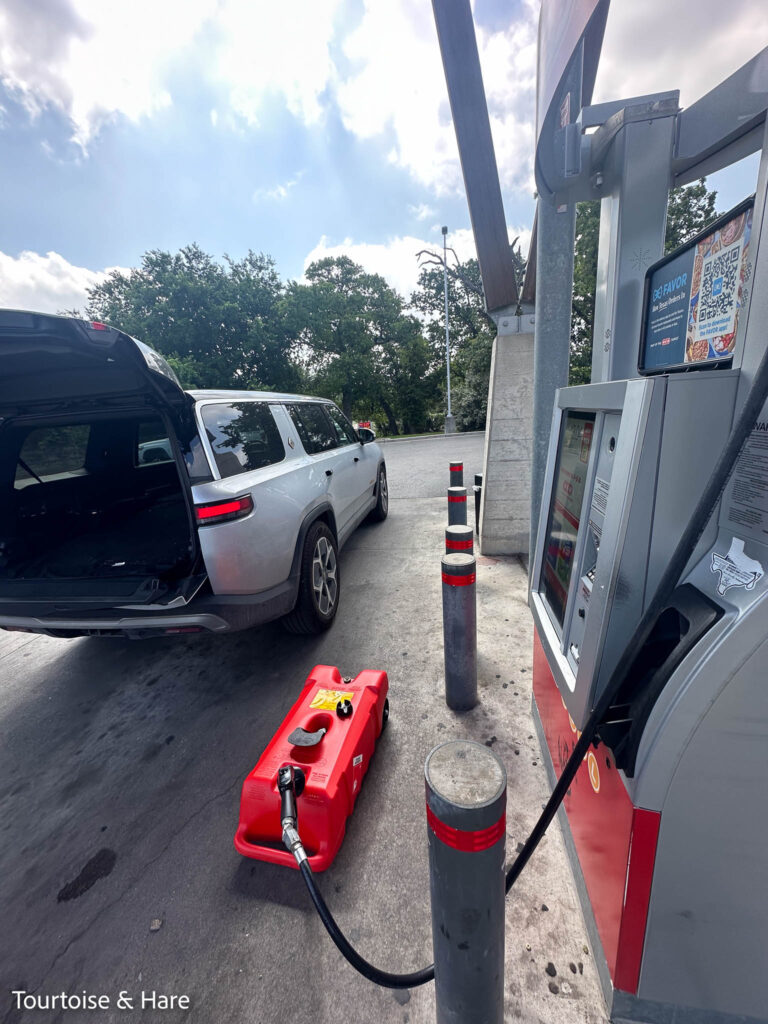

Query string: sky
[0,0,765,316]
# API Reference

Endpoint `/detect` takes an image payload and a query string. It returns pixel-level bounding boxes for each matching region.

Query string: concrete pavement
[1,436,607,1024]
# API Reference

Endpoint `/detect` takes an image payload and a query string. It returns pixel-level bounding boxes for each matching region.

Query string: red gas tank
[234,665,389,872]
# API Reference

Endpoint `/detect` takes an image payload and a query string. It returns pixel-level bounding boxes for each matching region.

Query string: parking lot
[1,432,606,1024]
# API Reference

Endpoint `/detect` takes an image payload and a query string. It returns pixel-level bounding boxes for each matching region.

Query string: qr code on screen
[699,246,740,325]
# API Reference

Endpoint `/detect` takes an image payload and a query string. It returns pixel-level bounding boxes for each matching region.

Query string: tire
[368,464,388,522]
[282,521,340,634]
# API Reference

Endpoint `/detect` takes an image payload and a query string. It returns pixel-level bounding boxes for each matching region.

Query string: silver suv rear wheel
[312,533,338,615]
[368,464,388,522]
[283,520,340,633]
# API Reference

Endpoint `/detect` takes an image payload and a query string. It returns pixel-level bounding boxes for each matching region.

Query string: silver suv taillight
[195,494,254,526]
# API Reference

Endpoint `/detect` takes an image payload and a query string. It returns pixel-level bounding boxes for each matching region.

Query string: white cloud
[408,203,437,221]
[253,172,304,203]
[0,0,343,147]
[0,0,217,147]
[0,250,126,315]
[593,1,768,111]
[303,224,530,300]
[210,0,342,127]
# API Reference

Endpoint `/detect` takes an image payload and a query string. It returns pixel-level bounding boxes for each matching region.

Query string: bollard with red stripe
[449,461,464,487]
[441,552,477,710]
[425,740,506,1024]
[447,486,468,526]
[445,523,473,555]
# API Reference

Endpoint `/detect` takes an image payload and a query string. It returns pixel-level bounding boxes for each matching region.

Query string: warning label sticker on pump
[711,538,764,596]
[310,689,354,710]
[725,421,768,541]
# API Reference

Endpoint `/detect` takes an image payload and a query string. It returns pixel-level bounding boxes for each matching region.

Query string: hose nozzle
[277,765,308,866]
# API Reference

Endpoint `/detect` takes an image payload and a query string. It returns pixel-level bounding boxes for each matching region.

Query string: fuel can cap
[336,699,353,719]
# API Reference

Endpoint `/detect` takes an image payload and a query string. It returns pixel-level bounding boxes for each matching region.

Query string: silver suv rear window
[201,402,285,479]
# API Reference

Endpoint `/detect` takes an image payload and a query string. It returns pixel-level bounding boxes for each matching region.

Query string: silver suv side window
[286,403,339,455]
[326,405,359,446]
[136,419,173,466]
[201,402,285,479]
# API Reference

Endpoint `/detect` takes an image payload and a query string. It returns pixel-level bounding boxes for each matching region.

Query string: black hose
[299,860,435,989]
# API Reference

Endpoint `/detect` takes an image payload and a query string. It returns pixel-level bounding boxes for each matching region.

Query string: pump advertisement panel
[640,198,753,373]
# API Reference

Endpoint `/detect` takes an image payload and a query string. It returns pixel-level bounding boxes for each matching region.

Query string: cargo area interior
[0,411,196,602]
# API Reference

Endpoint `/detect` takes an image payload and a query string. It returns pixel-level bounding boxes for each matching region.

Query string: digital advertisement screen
[640,199,753,373]
[541,411,596,632]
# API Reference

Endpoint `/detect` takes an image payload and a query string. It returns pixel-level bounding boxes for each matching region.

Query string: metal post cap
[425,740,506,832]
[447,486,467,499]
[441,552,475,571]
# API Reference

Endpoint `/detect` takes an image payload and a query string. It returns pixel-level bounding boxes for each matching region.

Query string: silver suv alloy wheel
[312,534,338,615]
[379,468,388,515]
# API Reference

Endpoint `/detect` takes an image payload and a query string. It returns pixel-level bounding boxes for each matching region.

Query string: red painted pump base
[234,665,389,872]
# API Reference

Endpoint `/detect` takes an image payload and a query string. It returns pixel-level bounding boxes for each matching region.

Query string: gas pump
[529,8,768,1021]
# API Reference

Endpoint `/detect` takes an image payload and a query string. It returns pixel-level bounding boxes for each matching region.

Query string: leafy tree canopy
[282,255,439,434]
[87,245,299,392]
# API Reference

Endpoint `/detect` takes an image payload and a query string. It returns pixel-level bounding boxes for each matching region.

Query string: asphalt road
[381,431,485,499]
[0,433,490,1024]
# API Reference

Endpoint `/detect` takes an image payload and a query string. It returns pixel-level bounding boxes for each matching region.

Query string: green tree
[377,322,440,435]
[663,179,719,254]
[86,245,298,392]
[282,255,434,433]
[570,179,719,384]
[570,199,602,385]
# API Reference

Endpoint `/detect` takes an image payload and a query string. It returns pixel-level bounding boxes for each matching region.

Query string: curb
[378,430,485,445]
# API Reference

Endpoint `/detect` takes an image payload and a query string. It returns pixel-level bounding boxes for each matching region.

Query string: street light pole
[442,225,456,434]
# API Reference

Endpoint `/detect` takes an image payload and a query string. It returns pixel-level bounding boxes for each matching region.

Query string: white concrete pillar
[479,313,534,556]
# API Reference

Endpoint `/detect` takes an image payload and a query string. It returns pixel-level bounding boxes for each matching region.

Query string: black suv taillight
[195,494,254,525]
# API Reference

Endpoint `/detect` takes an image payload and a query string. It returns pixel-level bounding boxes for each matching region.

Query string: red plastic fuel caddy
[234,665,389,872]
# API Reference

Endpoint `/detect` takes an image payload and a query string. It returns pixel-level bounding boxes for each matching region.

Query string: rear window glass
[201,402,285,478]
[136,419,173,466]
[326,405,359,446]
[287,404,339,455]
[15,424,90,488]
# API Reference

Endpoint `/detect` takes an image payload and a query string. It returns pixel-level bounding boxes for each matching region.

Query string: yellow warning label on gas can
[309,689,354,711]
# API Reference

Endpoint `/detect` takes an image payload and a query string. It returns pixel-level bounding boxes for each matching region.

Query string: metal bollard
[441,553,477,710]
[473,473,482,536]
[447,486,468,526]
[425,740,507,1024]
[449,461,464,487]
[445,524,473,555]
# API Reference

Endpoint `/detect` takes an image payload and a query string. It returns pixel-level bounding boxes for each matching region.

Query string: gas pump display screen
[541,411,596,631]
[640,197,753,373]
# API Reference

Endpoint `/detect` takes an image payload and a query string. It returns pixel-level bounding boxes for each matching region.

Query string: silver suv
[0,311,388,638]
